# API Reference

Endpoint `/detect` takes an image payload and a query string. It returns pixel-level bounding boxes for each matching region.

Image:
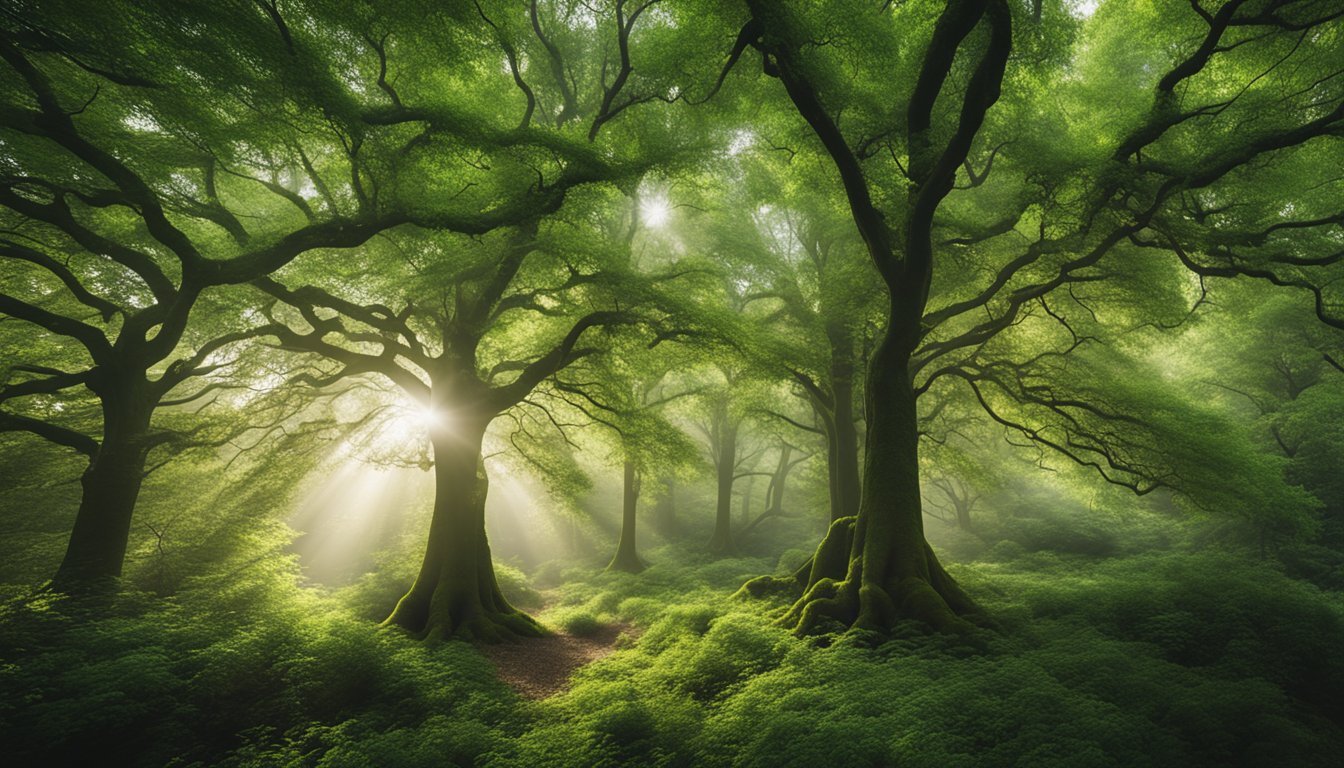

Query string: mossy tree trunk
[607,459,646,573]
[781,337,979,633]
[383,412,543,641]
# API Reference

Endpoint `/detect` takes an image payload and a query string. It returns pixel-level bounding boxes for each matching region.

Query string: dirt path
[482,623,634,699]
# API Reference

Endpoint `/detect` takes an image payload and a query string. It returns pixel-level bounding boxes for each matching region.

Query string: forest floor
[4,547,1342,766]
[482,620,636,699]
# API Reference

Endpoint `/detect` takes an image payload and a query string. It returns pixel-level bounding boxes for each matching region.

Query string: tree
[0,6,438,589]
[748,198,878,525]
[737,438,813,538]
[730,0,1344,633]
[1185,289,1343,555]
[734,0,1013,632]
[254,193,701,637]
[688,365,759,556]
[601,373,702,573]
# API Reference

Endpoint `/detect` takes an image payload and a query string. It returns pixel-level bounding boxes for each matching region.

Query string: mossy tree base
[735,518,848,601]
[382,525,549,642]
[740,520,989,636]
[383,573,547,643]
[777,541,985,636]
[739,0,1011,640]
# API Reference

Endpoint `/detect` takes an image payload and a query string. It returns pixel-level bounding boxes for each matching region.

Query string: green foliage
[506,550,1343,768]
[0,573,517,767]
[548,606,605,637]
[3,533,1343,768]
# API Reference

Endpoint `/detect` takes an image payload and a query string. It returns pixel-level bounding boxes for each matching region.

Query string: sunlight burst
[641,196,671,228]
[386,402,445,442]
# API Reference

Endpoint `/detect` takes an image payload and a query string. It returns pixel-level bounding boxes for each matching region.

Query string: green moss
[550,608,605,637]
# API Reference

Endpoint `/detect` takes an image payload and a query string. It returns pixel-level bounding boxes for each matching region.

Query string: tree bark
[607,459,646,572]
[51,375,153,591]
[383,415,543,641]
[781,335,981,633]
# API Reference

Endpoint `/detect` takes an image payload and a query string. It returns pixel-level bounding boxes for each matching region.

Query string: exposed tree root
[383,568,547,643]
[381,589,542,642]
[781,572,980,636]
[740,516,990,637]
[734,532,829,601]
[733,572,801,600]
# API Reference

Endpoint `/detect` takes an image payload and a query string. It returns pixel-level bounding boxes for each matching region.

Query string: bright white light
[641,196,671,228]
[386,402,444,441]
[288,462,432,585]
[728,129,754,156]
[1070,0,1099,18]
[123,110,161,133]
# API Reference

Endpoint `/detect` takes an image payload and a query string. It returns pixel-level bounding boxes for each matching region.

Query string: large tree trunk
[607,460,646,573]
[779,335,981,634]
[384,417,543,641]
[825,322,861,523]
[51,380,153,592]
[708,416,738,555]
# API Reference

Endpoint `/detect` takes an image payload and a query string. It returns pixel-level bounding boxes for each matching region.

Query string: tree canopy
[2,0,1341,659]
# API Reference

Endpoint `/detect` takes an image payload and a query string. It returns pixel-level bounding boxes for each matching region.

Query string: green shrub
[551,608,605,637]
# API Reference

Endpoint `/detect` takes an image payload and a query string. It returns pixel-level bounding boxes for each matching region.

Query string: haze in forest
[1,1,1341,766]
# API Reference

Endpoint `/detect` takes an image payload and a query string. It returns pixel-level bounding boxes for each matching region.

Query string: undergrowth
[1,546,1340,767]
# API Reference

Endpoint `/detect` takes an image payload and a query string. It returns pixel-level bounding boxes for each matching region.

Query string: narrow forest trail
[481,621,635,699]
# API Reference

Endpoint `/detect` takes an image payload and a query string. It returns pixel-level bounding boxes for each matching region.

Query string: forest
[1,0,1342,765]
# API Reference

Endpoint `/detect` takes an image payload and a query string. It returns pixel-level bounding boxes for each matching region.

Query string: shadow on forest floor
[482,621,636,699]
